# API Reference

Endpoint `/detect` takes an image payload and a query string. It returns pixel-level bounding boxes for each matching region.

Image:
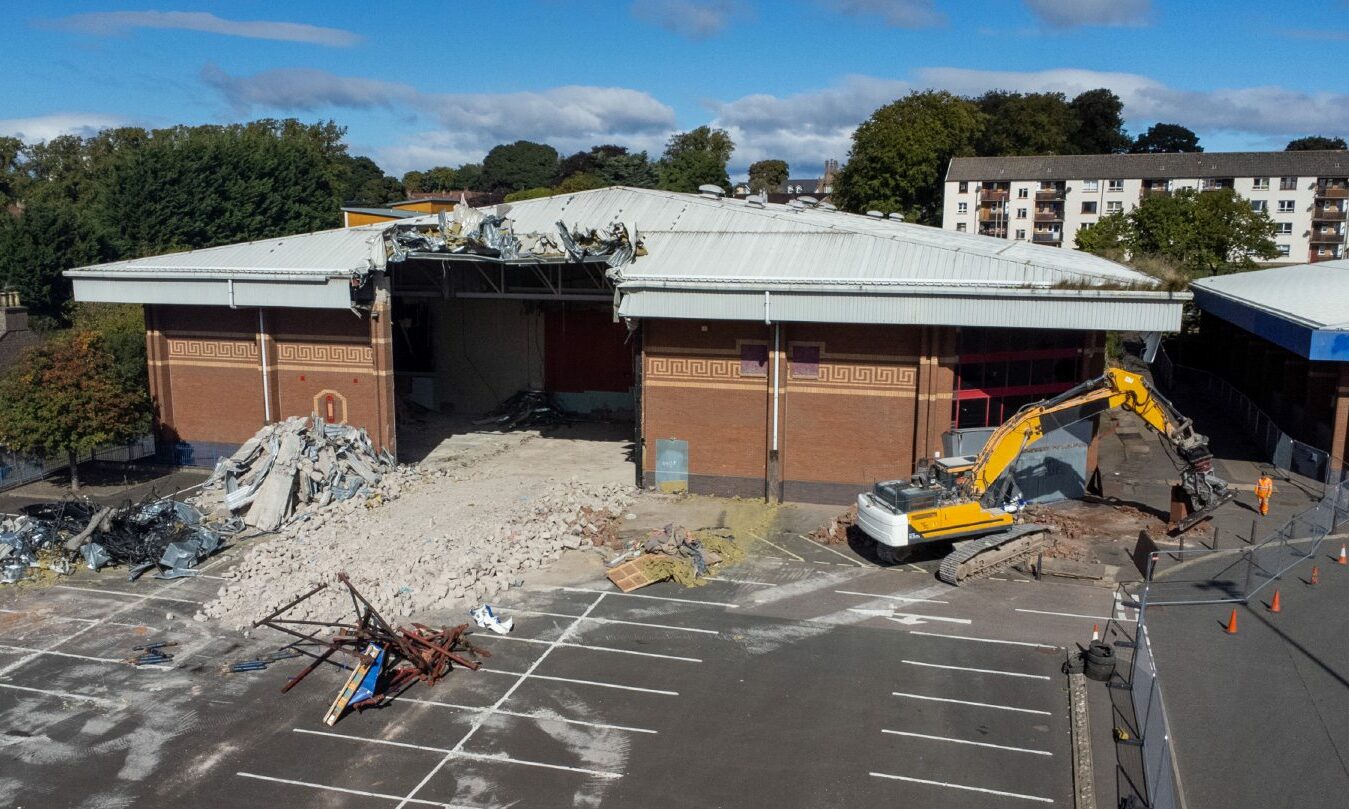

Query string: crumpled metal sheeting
[191,416,397,531]
[386,211,642,267]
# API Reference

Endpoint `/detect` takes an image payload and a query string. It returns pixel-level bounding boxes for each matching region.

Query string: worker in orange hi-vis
[1255,473,1275,516]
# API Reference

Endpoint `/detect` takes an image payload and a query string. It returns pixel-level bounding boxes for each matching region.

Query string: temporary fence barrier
[0,434,156,493]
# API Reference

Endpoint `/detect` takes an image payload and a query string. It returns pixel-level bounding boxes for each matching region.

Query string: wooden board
[606,558,659,592]
[324,643,379,726]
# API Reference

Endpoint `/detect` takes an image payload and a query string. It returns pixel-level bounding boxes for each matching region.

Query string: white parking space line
[908,630,1059,649]
[902,660,1051,680]
[236,772,478,808]
[505,608,719,635]
[870,772,1054,803]
[483,634,702,663]
[847,607,972,625]
[0,681,122,708]
[396,697,658,734]
[836,590,949,604]
[705,576,778,587]
[0,608,145,629]
[892,691,1051,716]
[0,643,129,665]
[480,668,679,696]
[747,532,804,561]
[802,536,866,567]
[1015,608,1136,623]
[882,729,1053,756]
[559,586,739,608]
[453,750,623,779]
[52,584,202,605]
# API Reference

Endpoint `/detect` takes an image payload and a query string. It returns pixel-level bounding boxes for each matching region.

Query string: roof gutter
[617,277,1191,301]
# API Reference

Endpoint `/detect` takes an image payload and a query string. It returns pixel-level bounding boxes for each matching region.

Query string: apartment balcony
[1312,207,1347,222]
[1141,187,1170,198]
[1034,211,1063,222]
[1032,232,1062,244]
[1035,189,1065,201]
[1316,185,1349,199]
[979,189,1009,203]
[1310,229,1345,244]
[1311,248,1344,263]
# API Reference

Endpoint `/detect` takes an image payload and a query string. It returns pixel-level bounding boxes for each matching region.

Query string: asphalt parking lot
[0,516,1133,808]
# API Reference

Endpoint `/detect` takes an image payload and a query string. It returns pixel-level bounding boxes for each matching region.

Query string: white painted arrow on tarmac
[848,607,971,625]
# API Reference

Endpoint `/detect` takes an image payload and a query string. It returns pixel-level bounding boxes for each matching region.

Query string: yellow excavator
[856,367,1235,584]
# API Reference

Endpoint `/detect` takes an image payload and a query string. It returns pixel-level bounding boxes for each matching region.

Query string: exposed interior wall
[431,297,545,414]
[145,303,388,466]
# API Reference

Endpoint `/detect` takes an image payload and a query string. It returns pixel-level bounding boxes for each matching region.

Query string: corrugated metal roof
[404,186,1152,288]
[947,150,1349,182]
[1191,259,1349,330]
[65,226,387,280]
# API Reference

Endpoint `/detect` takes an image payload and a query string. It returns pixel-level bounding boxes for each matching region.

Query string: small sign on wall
[655,438,689,493]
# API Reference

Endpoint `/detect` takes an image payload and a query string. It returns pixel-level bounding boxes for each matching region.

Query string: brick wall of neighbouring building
[145,300,394,466]
[640,319,1102,504]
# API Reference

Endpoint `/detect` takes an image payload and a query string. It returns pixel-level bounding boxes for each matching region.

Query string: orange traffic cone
[1269,590,1282,613]
[1311,565,1321,586]
[1091,624,1100,642]
[1224,608,1239,634]
[1339,545,1347,566]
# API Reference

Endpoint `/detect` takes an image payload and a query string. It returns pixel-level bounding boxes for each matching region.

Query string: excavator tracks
[938,525,1051,586]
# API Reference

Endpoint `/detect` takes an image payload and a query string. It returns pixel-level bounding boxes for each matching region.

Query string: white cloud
[1022,0,1150,28]
[47,11,361,47]
[630,0,737,39]
[917,67,1349,136]
[0,113,132,143]
[823,0,945,28]
[201,66,678,175]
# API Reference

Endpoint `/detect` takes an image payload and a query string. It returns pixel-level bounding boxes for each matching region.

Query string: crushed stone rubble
[200,466,633,631]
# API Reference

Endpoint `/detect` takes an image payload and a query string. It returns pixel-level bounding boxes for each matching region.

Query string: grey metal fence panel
[1130,618,1182,809]
[0,435,156,494]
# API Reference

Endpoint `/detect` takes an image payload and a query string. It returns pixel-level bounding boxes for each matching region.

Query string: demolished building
[67,186,1187,503]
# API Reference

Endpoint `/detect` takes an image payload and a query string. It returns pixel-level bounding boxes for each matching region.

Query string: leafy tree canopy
[1075,187,1276,277]
[1130,123,1202,153]
[480,140,559,194]
[1286,135,1346,151]
[658,126,734,193]
[1068,89,1131,154]
[833,90,982,224]
[747,159,790,193]
[0,331,150,489]
[975,91,1075,156]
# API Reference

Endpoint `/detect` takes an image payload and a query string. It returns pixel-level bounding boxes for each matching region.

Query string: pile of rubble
[201,478,633,631]
[1,497,237,584]
[191,416,409,532]
[387,206,643,267]
[808,505,857,546]
[605,523,745,591]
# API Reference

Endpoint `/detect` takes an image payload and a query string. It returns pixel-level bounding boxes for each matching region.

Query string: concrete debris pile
[387,205,643,267]
[808,505,858,546]
[201,478,633,631]
[193,416,406,532]
[606,524,746,591]
[1,498,238,584]
[473,390,567,430]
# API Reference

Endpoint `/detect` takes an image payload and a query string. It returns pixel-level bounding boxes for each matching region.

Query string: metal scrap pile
[387,204,642,266]
[473,390,567,430]
[193,416,397,532]
[1,497,237,584]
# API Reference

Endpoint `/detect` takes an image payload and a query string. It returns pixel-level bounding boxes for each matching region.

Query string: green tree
[401,170,426,195]
[503,186,559,202]
[1130,123,1202,153]
[422,166,460,191]
[335,154,401,204]
[1075,188,1276,276]
[0,197,113,329]
[0,136,23,207]
[1286,135,1346,151]
[0,331,150,490]
[480,141,559,194]
[455,163,484,191]
[747,159,789,193]
[833,90,983,224]
[598,151,659,188]
[1069,89,1131,154]
[657,126,735,193]
[974,91,1074,156]
[556,172,608,193]
[69,302,147,394]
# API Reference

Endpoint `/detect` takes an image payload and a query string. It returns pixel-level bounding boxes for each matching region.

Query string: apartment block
[943,151,1349,264]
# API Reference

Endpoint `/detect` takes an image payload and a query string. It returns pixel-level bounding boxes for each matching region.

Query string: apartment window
[958,181,968,193]
[1018,188,1029,199]
[1278,200,1296,213]
[1277,244,1291,257]
[1279,177,1297,191]
[1083,180,1099,192]
[956,222,967,232]
[1106,201,1123,213]
[1252,177,1270,191]
[1276,221,1293,234]
[1107,179,1125,192]
[1250,200,1268,213]
[1015,229,1027,240]
[957,201,968,214]
[1081,201,1098,215]
[1017,207,1028,218]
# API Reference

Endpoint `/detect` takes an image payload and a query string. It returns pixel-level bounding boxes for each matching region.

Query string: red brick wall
[146,304,392,459]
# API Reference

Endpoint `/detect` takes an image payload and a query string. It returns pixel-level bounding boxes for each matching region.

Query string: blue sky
[3,1,1348,178]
